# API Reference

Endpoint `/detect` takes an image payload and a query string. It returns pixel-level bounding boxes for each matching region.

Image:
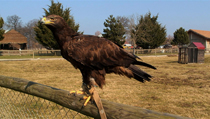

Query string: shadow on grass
[166,61,179,64]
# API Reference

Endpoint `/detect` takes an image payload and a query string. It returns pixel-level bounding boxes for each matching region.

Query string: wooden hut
[188,42,205,63]
[0,29,27,50]
[178,46,188,64]
[178,42,205,63]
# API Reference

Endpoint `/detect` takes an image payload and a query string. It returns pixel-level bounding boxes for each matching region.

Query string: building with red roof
[188,29,210,49]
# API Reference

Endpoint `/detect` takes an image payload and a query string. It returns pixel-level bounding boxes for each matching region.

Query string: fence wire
[0,87,92,119]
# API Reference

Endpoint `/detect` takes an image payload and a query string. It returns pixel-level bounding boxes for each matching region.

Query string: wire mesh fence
[0,75,192,119]
[0,87,92,119]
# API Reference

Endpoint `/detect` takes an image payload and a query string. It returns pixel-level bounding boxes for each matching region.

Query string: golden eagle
[41,14,156,105]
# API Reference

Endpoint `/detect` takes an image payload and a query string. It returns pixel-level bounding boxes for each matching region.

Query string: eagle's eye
[50,17,55,21]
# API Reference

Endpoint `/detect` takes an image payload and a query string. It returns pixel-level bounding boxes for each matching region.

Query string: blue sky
[0,0,210,36]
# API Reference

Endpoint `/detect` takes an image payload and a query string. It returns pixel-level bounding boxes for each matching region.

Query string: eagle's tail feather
[133,60,156,69]
[128,64,152,82]
[111,63,154,83]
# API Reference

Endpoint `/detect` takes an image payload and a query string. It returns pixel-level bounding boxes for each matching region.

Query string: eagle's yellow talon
[83,96,91,106]
[70,90,92,106]
[70,90,85,95]
[70,91,76,94]
[82,96,88,100]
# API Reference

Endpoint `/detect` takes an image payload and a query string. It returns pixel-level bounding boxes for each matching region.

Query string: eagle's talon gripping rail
[70,78,107,119]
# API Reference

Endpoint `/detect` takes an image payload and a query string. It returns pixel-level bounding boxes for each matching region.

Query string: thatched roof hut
[0,29,27,50]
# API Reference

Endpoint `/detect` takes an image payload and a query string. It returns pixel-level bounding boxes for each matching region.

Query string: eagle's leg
[70,78,97,106]
[69,85,87,98]
[70,88,92,107]
[72,79,107,118]
[81,78,97,106]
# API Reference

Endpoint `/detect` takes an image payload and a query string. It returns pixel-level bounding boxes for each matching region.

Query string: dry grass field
[0,55,210,119]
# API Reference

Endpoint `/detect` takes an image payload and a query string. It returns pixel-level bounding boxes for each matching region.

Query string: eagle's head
[41,14,65,29]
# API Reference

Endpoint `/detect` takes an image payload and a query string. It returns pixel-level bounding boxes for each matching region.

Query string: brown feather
[41,14,156,88]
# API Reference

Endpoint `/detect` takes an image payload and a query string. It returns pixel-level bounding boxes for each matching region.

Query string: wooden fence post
[33,50,35,59]
[155,49,156,56]
[0,75,191,119]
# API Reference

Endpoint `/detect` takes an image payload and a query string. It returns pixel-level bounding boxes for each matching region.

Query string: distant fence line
[0,49,178,57]
[0,75,191,119]
[126,48,179,55]
[0,50,61,58]
[0,48,209,58]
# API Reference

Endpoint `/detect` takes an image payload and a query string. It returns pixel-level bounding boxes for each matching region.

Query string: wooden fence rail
[0,48,209,58]
[0,75,191,119]
[0,49,179,57]
[0,50,61,58]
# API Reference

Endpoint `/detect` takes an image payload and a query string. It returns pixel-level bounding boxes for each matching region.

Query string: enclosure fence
[0,87,91,119]
[0,75,191,119]
[0,49,179,58]
[0,48,209,58]
[126,48,179,56]
[0,50,61,58]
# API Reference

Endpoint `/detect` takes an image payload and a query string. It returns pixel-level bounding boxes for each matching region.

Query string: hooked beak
[40,17,53,24]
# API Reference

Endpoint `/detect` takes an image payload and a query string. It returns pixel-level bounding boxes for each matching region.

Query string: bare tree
[128,14,141,54]
[4,15,43,49]
[18,19,43,49]
[116,16,130,36]
[5,15,22,31]
[165,35,174,45]
[116,15,141,54]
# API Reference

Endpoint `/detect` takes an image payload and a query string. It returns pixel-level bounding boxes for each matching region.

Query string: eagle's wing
[67,35,136,69]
